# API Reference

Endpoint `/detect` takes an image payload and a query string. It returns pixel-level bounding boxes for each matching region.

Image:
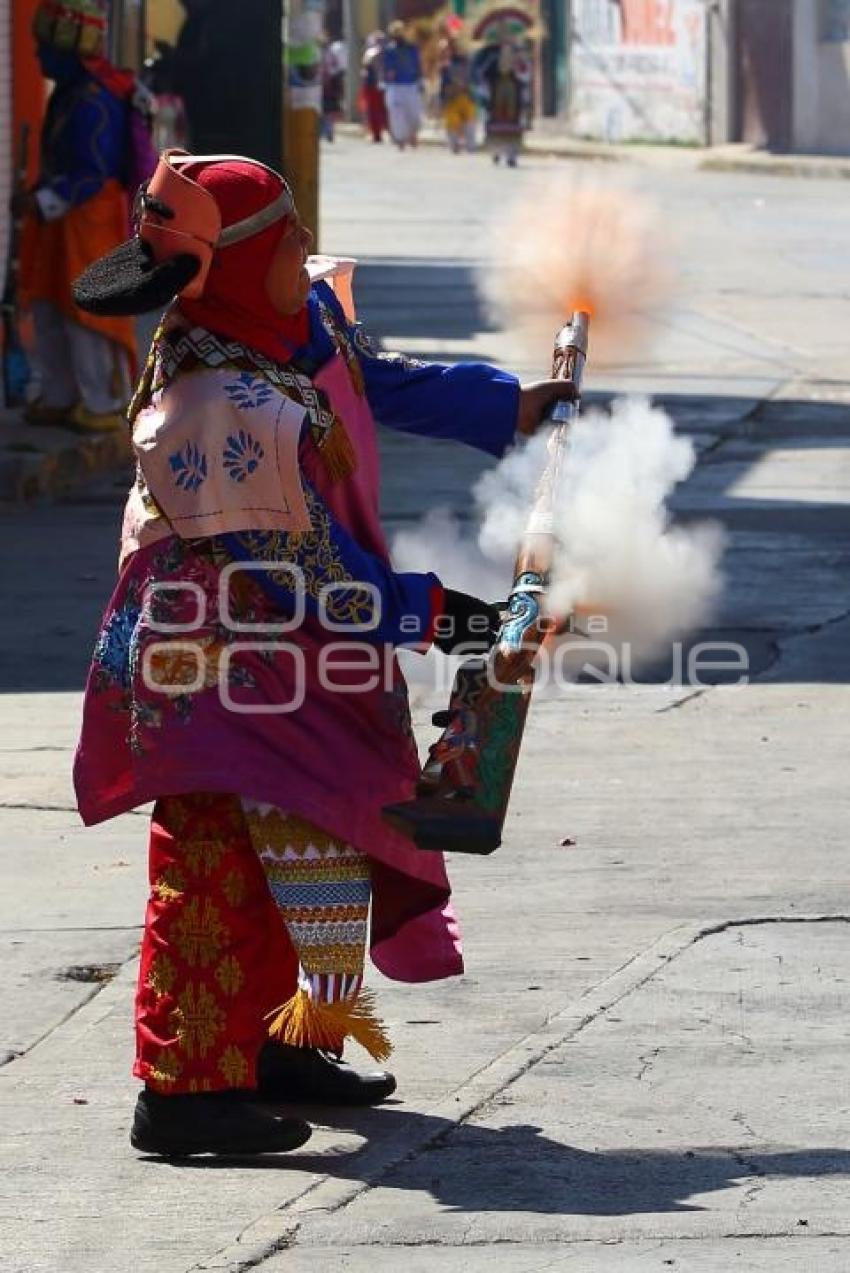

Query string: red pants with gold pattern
[135,793,387,1093]
[135,794,302,1093]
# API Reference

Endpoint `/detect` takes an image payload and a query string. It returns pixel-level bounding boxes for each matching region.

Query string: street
[1,137,850,1271]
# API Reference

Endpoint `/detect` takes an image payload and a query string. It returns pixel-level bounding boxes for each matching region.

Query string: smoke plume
[393,398,724,671]
[478,174,674,364]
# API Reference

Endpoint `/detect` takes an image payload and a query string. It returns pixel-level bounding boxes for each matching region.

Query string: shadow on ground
[150,1108,850,1217]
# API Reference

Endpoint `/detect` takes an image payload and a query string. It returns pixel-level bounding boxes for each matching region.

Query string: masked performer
[19,0,147,433]
[73,151,571,1158]
[360,31,388,144]
[476,34,532,168]
[382,21,423,150]
[439,35,477,155]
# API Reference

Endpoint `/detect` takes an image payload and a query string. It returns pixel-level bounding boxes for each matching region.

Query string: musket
[384,311,590,855]
[2,123,32,408]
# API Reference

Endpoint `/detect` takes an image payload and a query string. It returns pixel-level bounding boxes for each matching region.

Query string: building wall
[12,0,44,184]
[1,0,11,293]
[568,0,709,144]
[794,0,850,153]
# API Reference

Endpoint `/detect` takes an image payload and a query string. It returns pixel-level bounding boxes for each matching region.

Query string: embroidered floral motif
[93,604,141,689]
[170,981,224,1059]
[222,429,265,483]
[215,955,244,997]
[153,866,185,903]
[133,322,354,476]
[172,897,227,968]
[168,441,208,493]
[145,635,226,694]
[182,832,229,879]
[224,371,276,410]
[147,952,177,997]
[221,869,247,908]
[147,1048,182,1087]
[218,1045,249,1086]
[237,488,376,626]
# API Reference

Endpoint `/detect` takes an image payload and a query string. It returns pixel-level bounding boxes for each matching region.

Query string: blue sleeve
[44,87,126,211]
[218,481,441,647]
[313,282,519,459]
[361,352,519,458]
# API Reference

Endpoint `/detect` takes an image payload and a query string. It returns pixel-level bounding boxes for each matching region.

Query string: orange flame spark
[479,176,674,366]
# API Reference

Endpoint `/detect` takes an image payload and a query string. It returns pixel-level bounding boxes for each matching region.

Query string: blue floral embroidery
[223,430,265,483]
[224,372,275,410]
[93,604,141,689]
[168,441,208,493]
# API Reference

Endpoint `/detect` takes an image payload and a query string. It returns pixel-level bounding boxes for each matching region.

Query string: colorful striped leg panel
[242,801,391,1063]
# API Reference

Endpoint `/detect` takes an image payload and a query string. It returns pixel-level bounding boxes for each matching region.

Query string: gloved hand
[432,589,502,655]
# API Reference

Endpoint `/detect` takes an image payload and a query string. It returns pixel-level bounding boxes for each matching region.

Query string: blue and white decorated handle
[493,312,590,679]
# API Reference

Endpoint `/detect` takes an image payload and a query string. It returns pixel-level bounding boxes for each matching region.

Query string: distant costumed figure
[360,30,388,143]
[439,36,477,154]
[321,39,347,143]
[72,148,575,1157]
[476,33,532,167]
[19,0,156,433]
[382,20,423,150]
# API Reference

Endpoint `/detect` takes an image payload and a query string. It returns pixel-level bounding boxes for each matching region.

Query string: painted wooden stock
[383,314,590,855]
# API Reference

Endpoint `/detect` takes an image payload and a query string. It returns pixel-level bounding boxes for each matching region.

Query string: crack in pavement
[0,924,142,934]
[655,689,709,714]
[255,1230,850,1250]
[636,1046,661,1082]
[201,913,850,1271]
[0,802,147,816]
[0,946,139,1069]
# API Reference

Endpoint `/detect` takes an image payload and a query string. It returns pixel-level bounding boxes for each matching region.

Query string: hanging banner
[569,0,707,144]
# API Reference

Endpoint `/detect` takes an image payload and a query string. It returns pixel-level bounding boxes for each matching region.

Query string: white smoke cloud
[392,397,724,673]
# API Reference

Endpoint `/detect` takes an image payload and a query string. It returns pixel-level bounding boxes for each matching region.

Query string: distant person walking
[382,21,423,150]
[320,38,347,142]
[18,0,143,433]
[439,36,477,154]
[476,35,531,168]
[360,30,388,143]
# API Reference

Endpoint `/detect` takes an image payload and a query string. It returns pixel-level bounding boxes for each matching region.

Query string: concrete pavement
[1,139,849,1272]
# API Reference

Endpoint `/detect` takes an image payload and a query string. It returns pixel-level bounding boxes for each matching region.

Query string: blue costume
[34,47,128,221]
[21,42,137,425]
[382,39,422,86]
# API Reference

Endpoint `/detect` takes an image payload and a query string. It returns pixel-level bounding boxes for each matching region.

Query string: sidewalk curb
[336,122,850,180]
[0,411,131,502]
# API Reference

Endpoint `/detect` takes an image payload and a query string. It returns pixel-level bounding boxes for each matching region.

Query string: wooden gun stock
[384,312,590,855]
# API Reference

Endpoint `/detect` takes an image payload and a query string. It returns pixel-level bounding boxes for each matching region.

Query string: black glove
[432,588,502,655]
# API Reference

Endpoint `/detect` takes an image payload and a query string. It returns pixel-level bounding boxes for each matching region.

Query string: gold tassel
[320,415,358,482]
[265,987,392,1063]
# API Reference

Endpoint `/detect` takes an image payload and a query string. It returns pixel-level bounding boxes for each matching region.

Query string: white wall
[794,0,850,154]
[568,0,709,144]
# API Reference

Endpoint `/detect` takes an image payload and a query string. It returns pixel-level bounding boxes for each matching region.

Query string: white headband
[169,152,295,248]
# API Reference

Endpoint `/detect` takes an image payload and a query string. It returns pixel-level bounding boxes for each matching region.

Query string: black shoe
[257,1042,397,1107]
[130,1088,312,1157]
